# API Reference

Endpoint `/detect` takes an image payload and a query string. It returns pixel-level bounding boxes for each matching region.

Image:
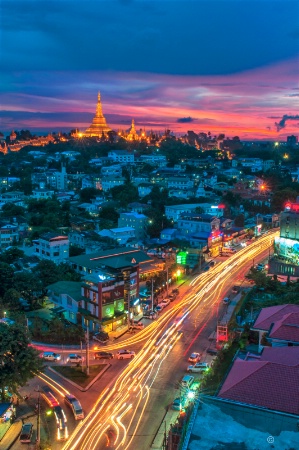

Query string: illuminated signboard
[274,236,299,264]
[114,299,124,312]
[102,304,115,318]
[176,251,187,265]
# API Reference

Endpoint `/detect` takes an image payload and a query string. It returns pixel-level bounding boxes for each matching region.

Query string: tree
[0,262,14,297]
[79,187,99,203]
[234,214,245,227]
[0,247,25,264]
[0,323,44,401]
[13,272,43,307]
[99,206,119,224]
[3,288,21,312]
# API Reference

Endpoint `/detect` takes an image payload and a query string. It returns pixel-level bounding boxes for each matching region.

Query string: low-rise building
[33,232,69,264]
[101,176,126,192]
[118,212,147,240]
[108,150,134,163]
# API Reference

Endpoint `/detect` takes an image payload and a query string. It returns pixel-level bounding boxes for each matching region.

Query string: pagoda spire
[96,91,104,118]
[84,92,111,137]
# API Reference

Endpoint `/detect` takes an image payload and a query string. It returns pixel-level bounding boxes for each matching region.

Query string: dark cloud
[1,0,299,76]
[177,117,195,123]
[275,115,299,131]
[288,94,299,97]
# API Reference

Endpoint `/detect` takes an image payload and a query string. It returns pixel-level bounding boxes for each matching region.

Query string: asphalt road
[11,232,276,450]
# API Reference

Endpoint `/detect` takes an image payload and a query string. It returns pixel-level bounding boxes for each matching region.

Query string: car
[19,423,33,444]
[93,331,109,343]
[232,285,240,294]
[206,348,218,356]
[203,266,210,271]
[155,305,163,313]
[64,394,84,420]
[42,352,61,362]
[172,288,179,295]
[187,362,209,373]
[160,298,170,307]
[131,321,144,329]
[116,350,135,360]
[94,351,114,360]
[67,354,84,364]
[169,294,176,301]
[181,375,194,388]
[172,397,187,411]
[223,297,230,305]
[143,310,157,319]
[188,352,201,363]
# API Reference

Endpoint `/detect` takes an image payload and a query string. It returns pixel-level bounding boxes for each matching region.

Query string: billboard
[114,299,124,313]
[102,304,114,318]
[274,236,299,264]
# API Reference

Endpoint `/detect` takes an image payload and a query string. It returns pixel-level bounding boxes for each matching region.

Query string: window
[67,297,72,306]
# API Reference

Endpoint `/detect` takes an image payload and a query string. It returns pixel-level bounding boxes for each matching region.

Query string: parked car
[206,348,218,356]
[181,375,194,388]
[116,350,135,360]
[42,352,61,362]
[187,362,209,373]
[143,310,157,319]
[188,352,201,363]
[155,305,163,313]
[94,351,114,360]
[172,288,179,295]
[223,297,230,305]
[131,321,144,329]
[93,331,109,343]
[67,354,84,364]
[160,298,170,307]
[19,423,33,444]
[172,397,187,411]
[232,285,240,293]
[169,294,176,301]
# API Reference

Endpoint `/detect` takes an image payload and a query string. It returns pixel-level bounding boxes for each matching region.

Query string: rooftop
[252,304,299,331]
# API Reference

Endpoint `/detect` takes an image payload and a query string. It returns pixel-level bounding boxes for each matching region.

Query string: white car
[188,352,201,363]
[187,362,209,373]
[160,298,170,307]
[116,350,135,360]
[43,352,61,362]
[67,354,84,364]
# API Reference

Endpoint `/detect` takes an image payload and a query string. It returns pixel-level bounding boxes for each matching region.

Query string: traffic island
[49,364,109,391]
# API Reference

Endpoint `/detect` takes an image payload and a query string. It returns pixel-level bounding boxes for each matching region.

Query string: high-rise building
[287,135,298,147]
[84,92,111,137]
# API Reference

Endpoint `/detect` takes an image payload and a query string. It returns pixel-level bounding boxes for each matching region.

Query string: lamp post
[151,278,154,312]
[166,266,169,296]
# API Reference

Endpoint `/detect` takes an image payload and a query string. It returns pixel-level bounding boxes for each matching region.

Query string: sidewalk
[151,408,180,449]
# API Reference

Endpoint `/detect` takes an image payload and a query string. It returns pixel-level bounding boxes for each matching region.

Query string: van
[64,394,84,420]
[181,375,194,388]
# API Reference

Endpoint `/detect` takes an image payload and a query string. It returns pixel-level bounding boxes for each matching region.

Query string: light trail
[62,232,278,450]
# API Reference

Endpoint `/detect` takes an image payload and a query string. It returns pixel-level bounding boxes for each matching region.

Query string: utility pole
[166,266,169,296]
[81,340,84,373]
[36,386,40,449]
[151,278,154,311]
[86,325,90,376]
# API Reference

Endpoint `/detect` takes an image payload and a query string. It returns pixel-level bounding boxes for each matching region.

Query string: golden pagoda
[127,119,138,141]
[84,92,112,137]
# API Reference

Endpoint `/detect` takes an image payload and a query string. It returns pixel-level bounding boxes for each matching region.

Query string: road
[58,231,277,450]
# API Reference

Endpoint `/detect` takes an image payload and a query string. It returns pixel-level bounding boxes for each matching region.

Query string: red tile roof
[260,346,299,365]
[252,304,299,331]
[218,349,299,415]
[269,312,299,343]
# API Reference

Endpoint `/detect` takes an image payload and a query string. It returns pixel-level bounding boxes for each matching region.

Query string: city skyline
[1,0,298,139]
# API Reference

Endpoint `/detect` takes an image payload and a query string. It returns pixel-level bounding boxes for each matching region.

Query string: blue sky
[0,0,298,138]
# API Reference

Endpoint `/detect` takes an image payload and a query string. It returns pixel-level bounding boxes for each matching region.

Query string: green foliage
[0,247,24,264]
[79,187,99,202]
[3,289,22,312]
[69,245,85,257]
[0,262,14,297]
[0,203,26,217]
[110,182,139,206]
[99,206,119,224]
[13,272,43,307]
[0,323,44,400]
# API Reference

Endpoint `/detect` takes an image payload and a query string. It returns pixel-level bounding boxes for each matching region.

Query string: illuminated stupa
[84,92,112,137]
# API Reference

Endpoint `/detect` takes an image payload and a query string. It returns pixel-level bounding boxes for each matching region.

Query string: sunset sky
[0,0,298,139]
